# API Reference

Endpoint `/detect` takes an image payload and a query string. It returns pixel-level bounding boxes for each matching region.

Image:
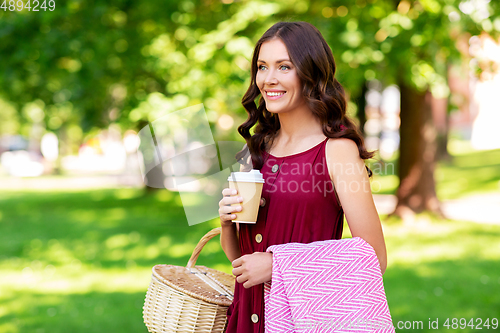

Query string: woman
[218,21,387,332]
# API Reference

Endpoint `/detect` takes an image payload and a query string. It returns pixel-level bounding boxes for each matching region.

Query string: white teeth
[267,92,285,97]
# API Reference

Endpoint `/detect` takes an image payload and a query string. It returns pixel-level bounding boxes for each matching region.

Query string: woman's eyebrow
[257,59,291,64]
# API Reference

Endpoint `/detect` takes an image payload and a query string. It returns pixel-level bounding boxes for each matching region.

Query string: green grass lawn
[436,148,500,200]
[1,147,499,332]
[382,219,500,331]
[0,189,227,333]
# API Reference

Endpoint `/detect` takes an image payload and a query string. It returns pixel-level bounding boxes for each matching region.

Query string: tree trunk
[436,106,451,161]
[356,80,368,134]
[393,82,442,220]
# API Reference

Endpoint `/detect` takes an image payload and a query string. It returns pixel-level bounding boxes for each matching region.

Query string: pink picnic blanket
[264,237,395,332]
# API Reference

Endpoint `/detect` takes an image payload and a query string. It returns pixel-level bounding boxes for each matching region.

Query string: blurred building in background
[469,33,500,150]
[363,32,500,160]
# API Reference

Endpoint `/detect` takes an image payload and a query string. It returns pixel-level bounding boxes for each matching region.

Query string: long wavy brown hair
[237,21,374,173]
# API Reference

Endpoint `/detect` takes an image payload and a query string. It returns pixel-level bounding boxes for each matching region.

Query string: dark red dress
[226,137,344,333]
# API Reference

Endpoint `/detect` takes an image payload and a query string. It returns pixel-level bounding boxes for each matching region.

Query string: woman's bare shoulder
[326,138,361,162]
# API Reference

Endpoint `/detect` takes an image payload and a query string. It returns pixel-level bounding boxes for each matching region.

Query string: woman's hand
[232,252,273,288]
[218,188,243,227]
[218,189,265,227]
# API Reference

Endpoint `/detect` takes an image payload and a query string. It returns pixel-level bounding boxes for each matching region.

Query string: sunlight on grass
[384,218,500,266]
[0,322,17,333]
[437,148,500,200]
[70,209,97,224]
[154,189,174,202]
[213,263,233,275]
[90,191,106,201]
[0,267,151,295]
[168,242,196,258]
[447,137,477,156]
[371,174,399,194]
[113,188,142,200]
[105,234,133,249]
[381,216,500,329]
[157,235,172,248]
[143,244,161,259]
[176,192,205,207]
[105,208,127,221]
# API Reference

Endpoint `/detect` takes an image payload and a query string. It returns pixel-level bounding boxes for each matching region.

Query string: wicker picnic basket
[143,227,235,333]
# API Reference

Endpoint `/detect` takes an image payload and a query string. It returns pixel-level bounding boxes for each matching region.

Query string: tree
[302,0,499,218]
[386,0,499,217]
[0,0,304,143]
[1,0,499,209]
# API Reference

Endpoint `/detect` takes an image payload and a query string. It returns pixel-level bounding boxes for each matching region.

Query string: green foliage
[313,0,499,97]
[0,0,499,140]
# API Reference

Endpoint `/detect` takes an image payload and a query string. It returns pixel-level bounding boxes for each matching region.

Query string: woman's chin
[265,105,284,114]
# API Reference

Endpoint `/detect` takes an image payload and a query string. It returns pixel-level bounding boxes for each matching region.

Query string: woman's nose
[264,68,278,85]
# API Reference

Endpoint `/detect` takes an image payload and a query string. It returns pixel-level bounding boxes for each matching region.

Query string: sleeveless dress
[225,137,344,333]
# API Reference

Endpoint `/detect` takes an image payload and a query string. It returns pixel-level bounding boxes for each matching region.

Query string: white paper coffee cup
[228,170,264,223]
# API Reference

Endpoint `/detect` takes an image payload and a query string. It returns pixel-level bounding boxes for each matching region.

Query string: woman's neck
[275,106,324,144]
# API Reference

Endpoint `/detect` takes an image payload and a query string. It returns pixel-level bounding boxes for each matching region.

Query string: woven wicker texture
[153,265,234,306]
[143,228,235,333]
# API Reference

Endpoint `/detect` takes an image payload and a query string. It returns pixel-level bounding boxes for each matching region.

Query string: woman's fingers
[219,189,243,207]
[220,204,242,214]
[219,212,236,223]
[232,265,242,276]
[218,203,242,220]
[219,188,244,225]
[219,214,234,223]
[236,274,253,288]
[222,188,238,196]
[232,261,247,284]
[219,196,243,207]
[232,256,242,268]
[231,253,272,288]
[237,275,248,285]
[232,255,256,288]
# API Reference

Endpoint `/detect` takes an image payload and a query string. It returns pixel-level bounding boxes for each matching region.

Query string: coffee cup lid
[227,169,265,183]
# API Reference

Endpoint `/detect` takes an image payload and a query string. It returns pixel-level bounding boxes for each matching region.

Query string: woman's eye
[258,65,267,71]
[279,65,290,71]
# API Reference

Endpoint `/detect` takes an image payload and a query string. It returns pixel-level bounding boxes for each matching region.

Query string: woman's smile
[265,90,287,100]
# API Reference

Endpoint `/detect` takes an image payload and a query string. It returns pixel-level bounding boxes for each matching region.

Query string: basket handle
[186,227,221,269]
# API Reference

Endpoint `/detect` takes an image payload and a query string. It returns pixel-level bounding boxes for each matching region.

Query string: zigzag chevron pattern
[264,237,395,333]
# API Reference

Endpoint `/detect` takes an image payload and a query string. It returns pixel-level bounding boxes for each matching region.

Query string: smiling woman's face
[255,38,305,114]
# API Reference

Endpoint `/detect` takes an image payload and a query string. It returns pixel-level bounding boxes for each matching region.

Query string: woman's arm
[219,188,242,263]
[218,155,252,263]
[326,138,388,274]
[221,152,273,288]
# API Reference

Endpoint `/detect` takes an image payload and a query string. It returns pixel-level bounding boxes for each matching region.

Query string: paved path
[441,193,500,224]
[373,194,500,224]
